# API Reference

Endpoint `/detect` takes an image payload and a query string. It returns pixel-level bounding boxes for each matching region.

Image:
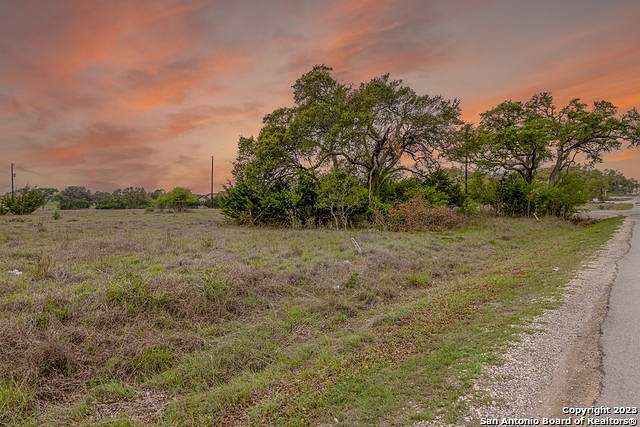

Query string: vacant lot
[0,209,621,425]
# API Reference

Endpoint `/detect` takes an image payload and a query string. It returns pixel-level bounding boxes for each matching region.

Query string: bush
[532,172,590,218]
[155,187,199,211]
[56,186,92,210]
[381,178,449,206]
[475,171,591,218]
[495,173,533,216]
[95,187,151,209]
[220,171,323,227]
[316,171,368,229]
[467,172,498,207]
[1,187,45,215]
[424,170,465,206]
[377,195,464,231]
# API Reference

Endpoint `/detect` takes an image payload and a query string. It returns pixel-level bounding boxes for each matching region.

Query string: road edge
[462,217,634,423]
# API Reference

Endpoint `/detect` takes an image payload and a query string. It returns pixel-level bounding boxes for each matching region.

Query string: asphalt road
[598,196,640,407]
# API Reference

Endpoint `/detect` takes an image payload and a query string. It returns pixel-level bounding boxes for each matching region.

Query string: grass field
[0,209,622,426]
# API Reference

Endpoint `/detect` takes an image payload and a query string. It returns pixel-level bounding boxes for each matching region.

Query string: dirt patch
[93,390,169,423]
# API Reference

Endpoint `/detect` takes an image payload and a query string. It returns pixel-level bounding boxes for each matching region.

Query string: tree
[56,186,93,210]
[470,100,551,184]
[233,66,461,200]
[95,187,151,209]
[525,93,640,184]
[155,187,199,211]
[335,74,461,200]
[38,188,59,204]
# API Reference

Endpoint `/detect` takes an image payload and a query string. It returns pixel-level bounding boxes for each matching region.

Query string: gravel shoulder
[461,217,634,422]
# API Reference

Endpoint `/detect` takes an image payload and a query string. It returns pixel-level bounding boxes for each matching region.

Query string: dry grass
[0,208,621,425]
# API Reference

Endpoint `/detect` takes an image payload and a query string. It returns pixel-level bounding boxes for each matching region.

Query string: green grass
[0,209,622,425]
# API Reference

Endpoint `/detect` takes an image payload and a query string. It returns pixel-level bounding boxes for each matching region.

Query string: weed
[35,297,70,329]
[132,347,174,379]
[201,269,229,301]
[0,381,31,424]
[407,272,432,287]
[345,272,359,288]
[90,380,135,402]
[33,254,54,280]
[53,210,61,220]
[106,273,165,313]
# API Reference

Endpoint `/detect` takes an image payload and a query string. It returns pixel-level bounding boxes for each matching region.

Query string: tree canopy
[231,65,461,201]
[460,92,640,185]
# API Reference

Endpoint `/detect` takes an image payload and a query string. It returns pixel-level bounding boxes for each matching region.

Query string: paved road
[598,196,640,407]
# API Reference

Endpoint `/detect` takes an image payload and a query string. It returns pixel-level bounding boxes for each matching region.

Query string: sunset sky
[1,0,639,194]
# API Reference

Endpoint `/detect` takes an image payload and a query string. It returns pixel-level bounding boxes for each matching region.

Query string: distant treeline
[0,186,221,215]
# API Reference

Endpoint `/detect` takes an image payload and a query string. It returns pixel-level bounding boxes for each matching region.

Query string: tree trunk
[548,150,565,185]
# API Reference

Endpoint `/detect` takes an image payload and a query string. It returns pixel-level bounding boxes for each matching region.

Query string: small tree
[1,187,45,215]
[56,186,93,210]
[155,187,199,211]
[316,171,368,230]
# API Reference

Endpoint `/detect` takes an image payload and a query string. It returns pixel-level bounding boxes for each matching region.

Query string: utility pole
[10,162,15,199]
[210,155,214,208]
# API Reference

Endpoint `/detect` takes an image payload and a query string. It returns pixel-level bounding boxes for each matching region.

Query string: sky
[1,0,639,194]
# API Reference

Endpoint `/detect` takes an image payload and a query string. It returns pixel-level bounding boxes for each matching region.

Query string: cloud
[1,0,639,190]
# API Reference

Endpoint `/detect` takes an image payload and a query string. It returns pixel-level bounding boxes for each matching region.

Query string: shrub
[316,171,368,229]
[495,173,533,216]
[155,187,199,211]
[55,186,92,210]
[381,178,449,206]
[0,199,9,215]
[461,198,481,215]
[379,196,464,231]
[95,187,152,209]
[220,171,322,227]
[467,172,498,207]
[532,172,590,218]
[424,169,465,206]
[1,187,45,215]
